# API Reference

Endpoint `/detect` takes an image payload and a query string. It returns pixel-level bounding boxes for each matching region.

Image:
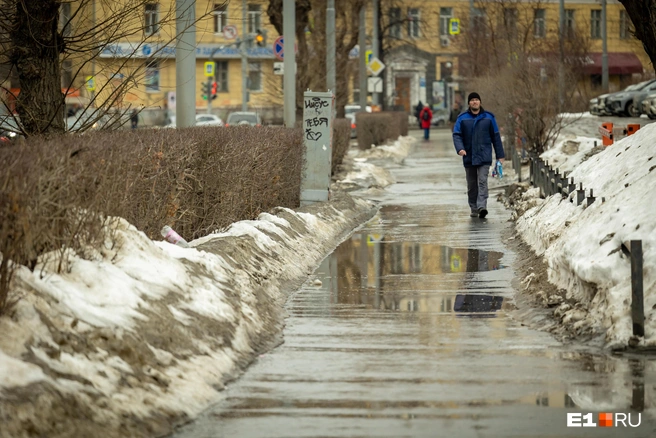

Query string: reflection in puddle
[313,233,508,317]
[454,294,504,317]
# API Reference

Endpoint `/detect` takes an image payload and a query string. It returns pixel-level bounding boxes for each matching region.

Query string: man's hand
[498,158,505,164]
[458,150,466,156]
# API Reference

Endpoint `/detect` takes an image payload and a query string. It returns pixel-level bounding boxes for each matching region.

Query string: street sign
[204,61,214,77]
[274,62,284,75]
[273,36,297,61]
[449,18,460,35]
[273,36,285,61]
[365,50,373,65]
[223,25,237,40]
[367,77,383,93]
[367,57,385,76]
[85,75,95,91]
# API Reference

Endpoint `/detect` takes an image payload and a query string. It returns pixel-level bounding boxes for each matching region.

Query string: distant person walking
[414,101,424,129]
[130,109,139,129]
[419,104,433,141]
[452,92,504,219]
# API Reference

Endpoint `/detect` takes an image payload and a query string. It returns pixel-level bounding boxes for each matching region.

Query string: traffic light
[255,29,266,47]
[211,81,218,100]
[201,82,212,100]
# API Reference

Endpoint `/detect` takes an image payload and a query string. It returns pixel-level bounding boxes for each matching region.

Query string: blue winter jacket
[453,108,505,167]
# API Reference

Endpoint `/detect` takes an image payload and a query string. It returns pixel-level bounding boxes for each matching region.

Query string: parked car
[641,92,656,120]
[194,114,224,126]
[628,81,656,117]
[0,115,21,138]
[589,93,610,116]
[431,111,449,127]
[225,112,261,126]
[604,79,656,117]
[66,112,114,132]
[164,114,224,128]
[344,104,372,116]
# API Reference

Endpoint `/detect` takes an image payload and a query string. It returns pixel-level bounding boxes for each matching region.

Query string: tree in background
[264,0,428,116]
[266,0,367,118]
[457,0,591,154]
[618,0,656,74]
[0,0,207,136]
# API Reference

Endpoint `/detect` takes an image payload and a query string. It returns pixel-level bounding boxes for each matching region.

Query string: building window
[248,62,261,91]
[591,10,601,39]
[472,8,487,36]
[216,61,228,92]
[389,8,401,38]
[60,2,72,37]
[145,60,160,92]
[534,9,546,38]
[248,4,261,33]
[145,3,159,35]
[61,60,73,89]
[439,7,453,37]
[213,4,227,33]
[565,9,575,38]
[502,8,518,38]
[620,10,634,39]
[407,8,420,38]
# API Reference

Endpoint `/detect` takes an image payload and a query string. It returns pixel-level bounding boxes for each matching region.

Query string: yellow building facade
[367,0,648,115]
[69,0,648,123]
[84,0,280,123]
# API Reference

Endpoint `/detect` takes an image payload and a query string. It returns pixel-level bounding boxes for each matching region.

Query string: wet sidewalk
[173,130,655,437]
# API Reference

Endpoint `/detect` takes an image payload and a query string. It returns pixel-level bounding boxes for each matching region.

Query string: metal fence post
[630,240,645,337]
[576,183,585,206]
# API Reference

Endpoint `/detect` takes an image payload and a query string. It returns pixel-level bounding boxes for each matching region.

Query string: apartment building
[374,0,648,114]
[4,1,647,124]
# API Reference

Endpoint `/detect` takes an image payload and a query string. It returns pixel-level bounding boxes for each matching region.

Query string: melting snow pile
[340,135,414,189]
[516,123,656,348]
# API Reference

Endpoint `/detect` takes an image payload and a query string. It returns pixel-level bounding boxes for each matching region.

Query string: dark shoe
[478,208,488,219]
[470,211,478,217]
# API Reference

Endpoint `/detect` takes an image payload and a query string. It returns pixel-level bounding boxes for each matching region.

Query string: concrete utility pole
[602,0,609,92]
[326,0,336,95]
[241,0,248,111]
[176,0,196,128]
[372,0,380,106]
[359,5,367,110]
[284,0,296,127]
[558,0,565,112]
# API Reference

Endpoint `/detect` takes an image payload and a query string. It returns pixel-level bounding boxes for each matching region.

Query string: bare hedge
[332,118,351,174]
[355,113,393,150]
[0,126,305,313]
[382,111,408,140]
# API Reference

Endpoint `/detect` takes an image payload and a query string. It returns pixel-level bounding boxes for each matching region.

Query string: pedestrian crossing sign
[449,18,460,35]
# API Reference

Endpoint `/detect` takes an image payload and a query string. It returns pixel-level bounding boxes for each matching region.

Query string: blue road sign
[274,36,285,61]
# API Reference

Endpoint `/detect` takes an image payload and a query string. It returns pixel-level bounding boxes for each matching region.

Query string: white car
[225,112,262,127]
[195,114,224,126]
[164,114,224,128]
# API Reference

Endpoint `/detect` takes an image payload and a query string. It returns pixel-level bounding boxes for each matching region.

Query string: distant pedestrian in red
[419,104,432,141]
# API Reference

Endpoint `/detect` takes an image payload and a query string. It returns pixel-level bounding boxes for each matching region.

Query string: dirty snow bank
[0,192,376,437]
[514,123,656,349]
[339,136,414,190]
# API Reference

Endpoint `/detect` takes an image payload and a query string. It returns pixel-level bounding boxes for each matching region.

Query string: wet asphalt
[173,129,656,438]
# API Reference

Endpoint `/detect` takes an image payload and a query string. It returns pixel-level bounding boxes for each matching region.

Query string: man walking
[452,92,504,219]
[419,104,432,141]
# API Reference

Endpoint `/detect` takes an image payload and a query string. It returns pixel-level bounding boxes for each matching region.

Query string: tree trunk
[10,0,65,135]
[619,0,656,75]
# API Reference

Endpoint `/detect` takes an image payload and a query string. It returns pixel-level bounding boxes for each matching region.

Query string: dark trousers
[423,127,430,140]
